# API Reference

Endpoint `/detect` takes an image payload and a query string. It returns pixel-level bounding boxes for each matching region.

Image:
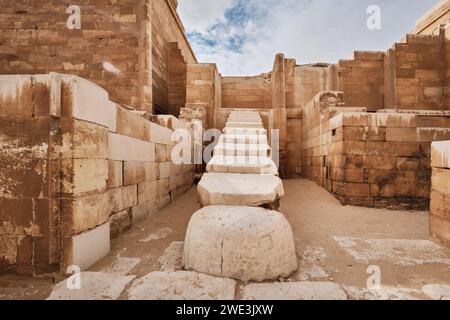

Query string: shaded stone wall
[221,76,272,109]
[338,51,385,112]
[186,63,221,130]
[430,140,450,248]
[394,34,445,110]
[0,74,194,275]
[151,0,196,114]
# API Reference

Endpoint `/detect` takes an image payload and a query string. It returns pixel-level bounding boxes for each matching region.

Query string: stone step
[182,206,298,282]
[219,134,268,145]
[206,155,279,175]
[227,115,262,122]
[224,127,267,135]
[197,173,284,208]
[226,122,263,128]
[214,143,271,157]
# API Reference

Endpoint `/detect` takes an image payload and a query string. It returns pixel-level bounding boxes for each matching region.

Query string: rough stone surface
[207,156,279,175]
[198,173,284,208]
[241,282,348,300]
[183,206,298,282]
[127,272,236,300]
[47,272,135,300]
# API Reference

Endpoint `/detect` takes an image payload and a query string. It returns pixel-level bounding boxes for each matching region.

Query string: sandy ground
[1,179,450,300]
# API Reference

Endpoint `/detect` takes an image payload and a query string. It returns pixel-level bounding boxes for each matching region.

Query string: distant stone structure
[1,0,450,275]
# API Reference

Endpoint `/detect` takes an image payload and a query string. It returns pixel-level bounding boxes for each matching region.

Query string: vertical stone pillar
[271,54,287,177]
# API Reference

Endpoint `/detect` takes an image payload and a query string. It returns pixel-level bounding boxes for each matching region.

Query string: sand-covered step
[182,206,298,282]
[214,143,271,157]
[198,173,284,208]
[219,134,268,145]
[206,155,278,175]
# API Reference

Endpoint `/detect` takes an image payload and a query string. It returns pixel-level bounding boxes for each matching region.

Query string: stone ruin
[183,111,297,282]
[0,0,449,300]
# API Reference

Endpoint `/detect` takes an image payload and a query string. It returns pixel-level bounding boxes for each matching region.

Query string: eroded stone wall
[301,91,450,210]
[221,76,272,109]
[338,51,385,111]
[0,0,195,114]
[0,74,194,275]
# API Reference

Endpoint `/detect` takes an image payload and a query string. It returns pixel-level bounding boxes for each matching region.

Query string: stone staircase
[183,111,298,282]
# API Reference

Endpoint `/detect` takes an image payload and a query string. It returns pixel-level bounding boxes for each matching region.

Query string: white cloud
[178,0,235,35]
[178,0,437,76]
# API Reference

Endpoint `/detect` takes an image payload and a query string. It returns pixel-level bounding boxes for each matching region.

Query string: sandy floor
[1,179,450,300]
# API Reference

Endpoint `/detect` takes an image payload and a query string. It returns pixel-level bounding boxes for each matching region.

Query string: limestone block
[124,162,158,185]
[61,120,108,159]
[226,122,263,128]
[62,192,110,235]
[109,133,155,162]
[183,206,298,282]
[224,127,267,135]
[127,271,236,300]
[63,222,110,271]
[117,106,150,141]
[159,162,171,179]
[214,143,271,157]
[137,181,157,203]
[149,122,173,145]
[198,173,284,208]
[109,185,138,214]
[107,161,123,189]
[221,134,268,145]
[207,156,279,175]
[62,75,117,131]
[62,159,108,196]
[48,272,135,300]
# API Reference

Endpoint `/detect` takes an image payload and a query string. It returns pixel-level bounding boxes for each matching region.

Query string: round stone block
[182,206,298,282]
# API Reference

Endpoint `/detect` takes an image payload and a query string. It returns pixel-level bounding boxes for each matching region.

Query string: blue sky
[178,0,437,76]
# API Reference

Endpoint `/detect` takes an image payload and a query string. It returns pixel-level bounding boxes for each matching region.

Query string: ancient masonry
[1,0,450,277]
[183,111,297,282]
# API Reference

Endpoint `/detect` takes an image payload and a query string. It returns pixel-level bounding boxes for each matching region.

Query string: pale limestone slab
[241,282,347,300]
[62,75,117,132]
[183,206,298,282]
[197,173,284,207]
[108,133,155,162]
[47,272,135,300]
[127,271,236,300]
[65,222,111,271]
[220,134,268,145]
[214,143,271,157]
[226,122,263,128]
[224,127,267,135]
[149,122,173,145]
[333,236,450,266]
[207,155,279,175]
